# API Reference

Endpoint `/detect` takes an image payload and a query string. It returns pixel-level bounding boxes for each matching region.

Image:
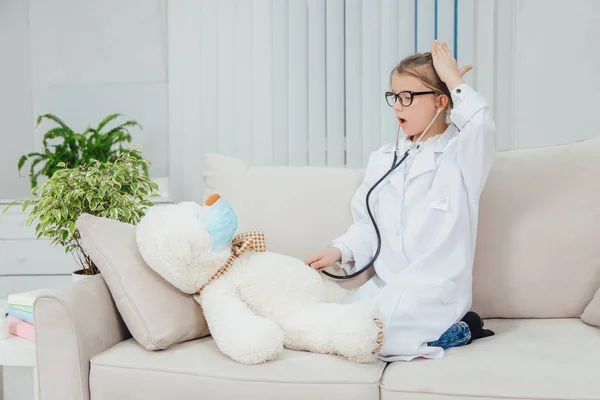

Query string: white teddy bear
[135,194,384,365]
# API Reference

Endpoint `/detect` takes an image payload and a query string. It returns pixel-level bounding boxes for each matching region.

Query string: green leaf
[67,221,77,235]
[21,199,31,212]
[90,198,99,210]
[96,113,122,132]
[36,113,70,130]
[2,201,19,215]
[17,155,27,171]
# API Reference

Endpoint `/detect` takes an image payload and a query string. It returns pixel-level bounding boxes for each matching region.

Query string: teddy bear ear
[205,193,221,206]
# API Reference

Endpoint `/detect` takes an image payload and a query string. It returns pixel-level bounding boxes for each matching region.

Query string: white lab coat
[332,83,496,362]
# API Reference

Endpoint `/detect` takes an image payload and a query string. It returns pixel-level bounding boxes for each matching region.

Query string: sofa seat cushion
[380,319,600,400]
[89,336,386,400]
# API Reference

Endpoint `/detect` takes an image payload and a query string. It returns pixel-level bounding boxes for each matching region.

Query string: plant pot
[72,269,100,282]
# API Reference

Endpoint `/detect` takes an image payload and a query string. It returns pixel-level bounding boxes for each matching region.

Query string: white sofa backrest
[472,136,600,318]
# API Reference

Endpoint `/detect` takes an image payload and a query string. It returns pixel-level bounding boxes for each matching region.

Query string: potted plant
[18,113,147,189]
[3,148,160,280]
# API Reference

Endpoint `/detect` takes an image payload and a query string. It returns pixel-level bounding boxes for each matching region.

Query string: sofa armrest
[34,274,130,400]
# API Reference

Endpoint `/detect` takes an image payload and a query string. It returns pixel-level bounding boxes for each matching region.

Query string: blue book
[7,306,34,324]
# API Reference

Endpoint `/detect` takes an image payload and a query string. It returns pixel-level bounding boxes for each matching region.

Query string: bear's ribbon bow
[230,231,267,256]
[197,231,267,293]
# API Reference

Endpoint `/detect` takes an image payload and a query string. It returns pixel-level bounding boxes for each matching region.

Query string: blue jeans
[427,321,471,350]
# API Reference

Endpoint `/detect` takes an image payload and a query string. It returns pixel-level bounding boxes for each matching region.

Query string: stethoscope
[322,105,446,280]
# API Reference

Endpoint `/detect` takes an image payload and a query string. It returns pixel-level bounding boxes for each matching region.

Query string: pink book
[7,316,35,342]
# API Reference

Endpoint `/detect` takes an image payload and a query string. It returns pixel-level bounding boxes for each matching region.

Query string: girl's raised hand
[431,40,472,91]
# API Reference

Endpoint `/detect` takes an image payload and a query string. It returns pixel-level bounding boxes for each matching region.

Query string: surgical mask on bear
[200,197,238,252]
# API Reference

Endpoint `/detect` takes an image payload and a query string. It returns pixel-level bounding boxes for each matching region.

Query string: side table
[0,299,38,400]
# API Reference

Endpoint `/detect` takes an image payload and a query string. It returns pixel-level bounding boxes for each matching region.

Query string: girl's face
[389,72,441,138]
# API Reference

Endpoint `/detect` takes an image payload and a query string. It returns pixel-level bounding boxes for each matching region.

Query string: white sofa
[33,137,600,400]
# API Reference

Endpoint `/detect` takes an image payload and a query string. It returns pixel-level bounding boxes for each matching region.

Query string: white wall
[0,0,34,200]
[503,0,599,149]
[0,0,168,297]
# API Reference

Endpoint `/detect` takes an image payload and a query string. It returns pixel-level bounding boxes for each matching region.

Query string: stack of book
[6,289,48,342]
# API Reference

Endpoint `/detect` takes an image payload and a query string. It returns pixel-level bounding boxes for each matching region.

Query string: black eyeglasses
[385,90,436,107]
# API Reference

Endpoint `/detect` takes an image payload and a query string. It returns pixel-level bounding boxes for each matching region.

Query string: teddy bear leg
[195,278,284,365]
[277,302,384,363]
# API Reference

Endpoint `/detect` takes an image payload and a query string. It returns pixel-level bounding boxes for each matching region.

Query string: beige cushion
[582,287,600,327]
[380,319,600,400]
[472,137,600,318]
[76,214,209,351]
[89,337,386,400]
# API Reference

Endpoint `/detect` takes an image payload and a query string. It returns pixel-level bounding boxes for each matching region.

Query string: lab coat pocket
[427,197,449,211]
[426,186,450,212]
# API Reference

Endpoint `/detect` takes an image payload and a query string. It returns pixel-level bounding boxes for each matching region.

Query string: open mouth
[398,118,407,126]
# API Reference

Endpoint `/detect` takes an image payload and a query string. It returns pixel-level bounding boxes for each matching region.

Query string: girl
[305,40,495,361]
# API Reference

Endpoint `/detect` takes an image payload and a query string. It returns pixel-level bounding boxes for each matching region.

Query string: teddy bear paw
[335,306,385,364]
[371,318,385,356]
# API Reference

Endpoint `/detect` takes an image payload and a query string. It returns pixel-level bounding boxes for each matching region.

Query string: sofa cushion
[472,137,600,318]
[582,287,600,327]
[380,319,600,400]
[89,337,386,400]
[76,214,209,351]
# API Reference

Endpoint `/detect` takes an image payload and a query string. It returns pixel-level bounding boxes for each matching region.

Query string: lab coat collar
[383,126,456,187]
[405,146,436,183]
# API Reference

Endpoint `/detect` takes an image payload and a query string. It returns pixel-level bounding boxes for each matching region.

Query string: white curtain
[168,0,474,200]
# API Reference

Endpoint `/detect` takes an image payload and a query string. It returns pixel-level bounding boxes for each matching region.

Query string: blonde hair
[391,52,453,113]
